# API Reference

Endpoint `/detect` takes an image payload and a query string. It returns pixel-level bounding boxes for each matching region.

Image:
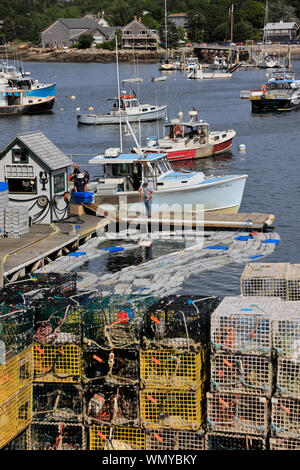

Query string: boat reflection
[170,150,233,171]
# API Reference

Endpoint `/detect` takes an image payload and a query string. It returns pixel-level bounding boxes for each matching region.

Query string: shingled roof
[0,131,72,171]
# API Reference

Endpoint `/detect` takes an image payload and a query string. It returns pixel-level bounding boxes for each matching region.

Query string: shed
[0,131,72,224]
[263,21,299,42]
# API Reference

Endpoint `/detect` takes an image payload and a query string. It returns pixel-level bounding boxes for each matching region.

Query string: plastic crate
[140,348,207,390]
[205,432,266,450]
[72,192,94,203]
[269,437,300,450]
[210,353,273,396]
[240,263,290,299]
[0,346,33,406]
[0,385,33,449]
[140,386,205,430]
[30,421,86,450]
[271,397,300,438]
[34,343,82,383]
[276,357,300,399]
[207,391,269,436]
[89,425,145,450]
[146,428,205,450]
[33,383,83,423]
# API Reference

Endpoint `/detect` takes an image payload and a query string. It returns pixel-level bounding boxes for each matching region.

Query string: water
[1,59,300,296]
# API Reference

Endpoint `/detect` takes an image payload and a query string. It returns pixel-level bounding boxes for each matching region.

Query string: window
[139,30,147,35]
[124,30,132,35]
[7,178,37,194]
[54,173,65,193]
[12,148,28,164]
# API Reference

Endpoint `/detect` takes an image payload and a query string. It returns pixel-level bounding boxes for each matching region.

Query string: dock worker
[68,163,89,192]
[138,180,154,218]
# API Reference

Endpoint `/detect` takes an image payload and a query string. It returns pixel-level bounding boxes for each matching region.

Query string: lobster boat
[0,88,55,116]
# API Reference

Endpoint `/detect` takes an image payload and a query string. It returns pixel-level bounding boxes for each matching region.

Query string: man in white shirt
[138,181,154,218]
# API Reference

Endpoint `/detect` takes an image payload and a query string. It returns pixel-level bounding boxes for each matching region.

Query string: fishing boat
[258,53,280,69]
[77,92,167,125]
[88,148,247,214]
[142,110,236,162]
[250,75,300,112]
[211,55,228,69]
[187,63,232,80]
[0,63,56,98]
[0,87,55,115]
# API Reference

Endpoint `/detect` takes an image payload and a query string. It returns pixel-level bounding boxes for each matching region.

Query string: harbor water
[1,59,300,296]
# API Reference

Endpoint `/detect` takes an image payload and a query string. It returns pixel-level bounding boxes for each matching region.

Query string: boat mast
[230,3,234,43]
[164,0,168,58]
[115,34,123,153]
[263,0,268,45]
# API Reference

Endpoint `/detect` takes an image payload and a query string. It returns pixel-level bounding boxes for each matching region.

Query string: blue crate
[0,182,8,192]
[72,192,94,203]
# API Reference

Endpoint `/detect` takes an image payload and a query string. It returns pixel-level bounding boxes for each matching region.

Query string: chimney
[139,17,141,23]
[134,16,137,20]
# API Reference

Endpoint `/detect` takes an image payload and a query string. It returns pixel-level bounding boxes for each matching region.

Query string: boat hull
[251,97,300,112]
[26,83,56,98]
[77,106,166,125]
[0,96,55,116]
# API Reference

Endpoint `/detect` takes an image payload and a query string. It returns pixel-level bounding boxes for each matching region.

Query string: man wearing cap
[138,180,154,218]
[68,163,89,192]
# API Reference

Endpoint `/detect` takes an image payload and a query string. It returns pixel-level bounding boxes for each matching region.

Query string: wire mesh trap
[140,348,207,390]
[205,432,266,451]
[271,397,300,438]
[0,306,34,360]
[0,385,33,449]
[206,391,269,436]
[145,428,205,450]
[1,427,30,450]
[273,301,300,359]
[210,353,273,396]
[276,357,300,399]
[34,342,82,383]
[33,383,83,423]
[30,421,86,450]
[210,296,281,356]
[140,386,205,430]
[286,265,300,301]
[269,437,300,450]
[89,425,145,450]
[85,381,139,427]
[240,263,290,300]
[83,348,138,385]
[83,295,157,350]
[143,295,220,350]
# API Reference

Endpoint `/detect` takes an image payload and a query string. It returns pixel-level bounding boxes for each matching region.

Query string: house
[84,12,110,27]
[0,131,72,224]
[168,13,187,30]
[263,21,299,43]
[122,17,158,50]
[41,18,117,48]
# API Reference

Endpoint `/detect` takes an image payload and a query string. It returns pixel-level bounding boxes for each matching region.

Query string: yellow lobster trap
[0,346,33,406]
[140,386,205,430]
[34,343,82,383]
[140,348,207,390]
[89,425,146,450]
[0,385,33,449]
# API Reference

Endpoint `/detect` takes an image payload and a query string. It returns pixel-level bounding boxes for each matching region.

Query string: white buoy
[88,106,94,111]
[71,95,75,99]
[239,144,246,152]
[76,107,80,111]
[60,107,64,111]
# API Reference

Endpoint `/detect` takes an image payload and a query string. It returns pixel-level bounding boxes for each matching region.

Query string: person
[68,163,89,192]
[138,180,154,218]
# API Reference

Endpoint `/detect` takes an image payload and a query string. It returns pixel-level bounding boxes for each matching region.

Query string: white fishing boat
[88,148,247,214]
[211,55,228,69]
[77,92,167,125]
[187,64,232,80]
[258,53,280,69]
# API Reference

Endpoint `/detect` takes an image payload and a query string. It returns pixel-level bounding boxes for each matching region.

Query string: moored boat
[250,75,300,112]
[142,110,236,162]
[0,63,56,98]
[187,63,232,79]
[0,88,55,116]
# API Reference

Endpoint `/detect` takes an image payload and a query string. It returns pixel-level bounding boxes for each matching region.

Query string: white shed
[0,131,72,224]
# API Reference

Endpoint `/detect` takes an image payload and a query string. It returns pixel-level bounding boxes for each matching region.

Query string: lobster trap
[0,306,34,360]
[240,263,290,300]
[83,348,138,385]
[269,437,300,450]
[140,348,208,390]
[0,385,33,449]
[83,295,157,350]
[140,386,205,430]
[206,391,269,436]
[0,345,33,407]
[85,381,139,426]
[34,342,82,383]
[1,427,31,450]
[205,432,266,451]
[143,295,220,350]
[210,353,273,396]
[273,301,300,358]
[89,425,146,450]
[287,264,300,301]
[33,383,83,423]
[210,296,281,356]
[276,357,300,399]
[30,421,86,450]
[271,397,300,438]
[145,428,205,450]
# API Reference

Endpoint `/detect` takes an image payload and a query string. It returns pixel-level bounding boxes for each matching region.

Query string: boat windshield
[267,82,292,90]
[155,157,171,174]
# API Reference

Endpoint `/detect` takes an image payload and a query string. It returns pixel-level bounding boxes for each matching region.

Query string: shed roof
[264,22,299,30]
[0,131,72,171]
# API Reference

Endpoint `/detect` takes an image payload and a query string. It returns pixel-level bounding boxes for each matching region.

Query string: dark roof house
[41,18,118,48]
[122,17,158,50]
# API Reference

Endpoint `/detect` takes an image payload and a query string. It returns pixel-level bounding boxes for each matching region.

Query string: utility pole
[230,3,234,43]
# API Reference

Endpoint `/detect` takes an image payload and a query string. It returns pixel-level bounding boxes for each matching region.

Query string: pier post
[0,256,3,289]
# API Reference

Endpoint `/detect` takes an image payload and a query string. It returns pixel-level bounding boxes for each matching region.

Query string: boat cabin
[110,94,139,111]
[163,120,210,144]
[7,77,34,90]
[0,89,26,106]
[266,79,300,91]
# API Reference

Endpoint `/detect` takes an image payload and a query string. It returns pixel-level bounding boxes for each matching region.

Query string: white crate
[241,263,290,300]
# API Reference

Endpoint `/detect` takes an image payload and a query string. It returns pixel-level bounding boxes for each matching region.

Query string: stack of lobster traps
[206,296,282,450]
[270,301,300,449]
[83,295,157,450]
[140,295,220,451]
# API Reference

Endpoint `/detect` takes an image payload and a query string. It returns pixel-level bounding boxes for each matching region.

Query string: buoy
[71,95,75,99]
[239,144,246,152]
[60,107,64,111]
[88,106,94,111]
[76,107,80,111]
[178,111,183,121]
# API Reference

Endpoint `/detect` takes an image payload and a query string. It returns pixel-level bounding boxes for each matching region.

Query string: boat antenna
[125,119,144,156]
[115,34,123,153]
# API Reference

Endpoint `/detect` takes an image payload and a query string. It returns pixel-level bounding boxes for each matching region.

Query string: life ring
[174,125,184,137]
[262,85,267,95]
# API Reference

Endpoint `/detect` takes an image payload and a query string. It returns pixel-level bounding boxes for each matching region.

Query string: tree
[185,13,205,42]
[76,33,93,49]
[234,20,254,42]
[159,19,179,49]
